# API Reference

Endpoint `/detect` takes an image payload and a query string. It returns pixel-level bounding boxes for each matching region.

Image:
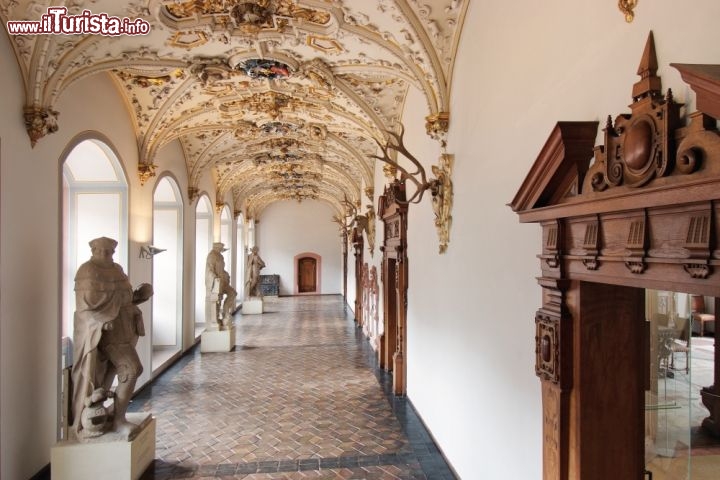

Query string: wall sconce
[139,245,167,259]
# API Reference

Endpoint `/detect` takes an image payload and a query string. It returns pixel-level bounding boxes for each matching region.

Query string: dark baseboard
[29,463,50,480]
[406,397,461,480]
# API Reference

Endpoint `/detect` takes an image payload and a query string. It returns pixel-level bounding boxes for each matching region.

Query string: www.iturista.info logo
[6,7,151,36]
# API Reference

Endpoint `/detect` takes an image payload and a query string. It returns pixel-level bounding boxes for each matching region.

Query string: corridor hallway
[131,296,454,479]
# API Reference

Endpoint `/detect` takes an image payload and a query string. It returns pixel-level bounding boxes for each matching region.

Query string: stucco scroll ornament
[370,123,454,253]
[24,105,59,147]
[431,154,453,254]
[137,163,157,186]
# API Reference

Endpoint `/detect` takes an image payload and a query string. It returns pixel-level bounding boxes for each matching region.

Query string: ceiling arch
[2,0,468,215]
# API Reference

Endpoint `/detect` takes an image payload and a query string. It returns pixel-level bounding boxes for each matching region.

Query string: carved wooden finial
[632,31,661,100]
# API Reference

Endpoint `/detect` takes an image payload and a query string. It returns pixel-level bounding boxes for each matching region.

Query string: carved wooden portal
[362,265,379,339]
[511,34,720,480]
[379,180,409,396]
[352,226,364,326]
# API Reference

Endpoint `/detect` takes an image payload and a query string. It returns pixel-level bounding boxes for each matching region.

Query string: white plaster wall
[256,200,342,296]
[0,37,145,478]
[392,2,720,479]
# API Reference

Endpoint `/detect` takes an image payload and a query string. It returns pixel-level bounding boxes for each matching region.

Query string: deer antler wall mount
[336,194,376,256]
[371,124,454,254]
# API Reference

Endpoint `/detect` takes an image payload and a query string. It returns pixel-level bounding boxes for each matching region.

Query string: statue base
[201,325,235,352]
[51,413,155,480]
[242,298,263,315]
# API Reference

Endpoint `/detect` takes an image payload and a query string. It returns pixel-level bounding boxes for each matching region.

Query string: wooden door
[298,257,317,293]
[353,227,364,325]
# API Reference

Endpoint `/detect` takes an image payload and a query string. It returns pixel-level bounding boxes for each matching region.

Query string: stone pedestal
[205,295,220,328]
[51,414,155,480]
[201,325,235,352]
[242,298,263,315]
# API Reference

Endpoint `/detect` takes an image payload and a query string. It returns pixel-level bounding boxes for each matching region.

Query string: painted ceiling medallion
[230,2,275,33]
[238,59,291,79]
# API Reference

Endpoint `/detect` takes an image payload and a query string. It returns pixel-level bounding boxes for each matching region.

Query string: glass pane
[195,217,211,327]
[152,209,179,347]
[76,193,122,267]
[644,290,719,479]
[65,140,118,182]
[196,195,211,214]
[154,177,178,202]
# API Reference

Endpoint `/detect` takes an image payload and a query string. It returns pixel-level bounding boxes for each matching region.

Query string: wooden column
[393,247,408,396]
[567,282,645,479]
[353,227,363,326]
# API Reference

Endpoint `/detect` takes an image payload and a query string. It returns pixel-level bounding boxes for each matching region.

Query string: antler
[340,194,358,217]
[370,123,432,204]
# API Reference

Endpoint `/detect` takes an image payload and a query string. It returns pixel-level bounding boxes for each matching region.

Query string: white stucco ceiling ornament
[2,0,468,215]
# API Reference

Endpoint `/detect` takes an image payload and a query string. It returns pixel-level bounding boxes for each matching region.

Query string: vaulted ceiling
[3,0,468,217]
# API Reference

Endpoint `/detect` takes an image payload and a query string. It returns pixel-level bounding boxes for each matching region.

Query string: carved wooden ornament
[511,32,720,480]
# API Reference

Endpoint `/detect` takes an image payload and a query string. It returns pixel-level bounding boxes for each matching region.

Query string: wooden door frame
[511,36,720,480]
[352,226,364,326]
[379,180,409,396]
[293,252,321,295]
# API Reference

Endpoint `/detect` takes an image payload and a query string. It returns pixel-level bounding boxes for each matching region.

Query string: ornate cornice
[138,163,157,186]
[24,105,59,147]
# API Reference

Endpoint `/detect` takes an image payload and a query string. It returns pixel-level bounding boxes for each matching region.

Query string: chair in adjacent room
[690,295,715,337]
[669,316,690,374]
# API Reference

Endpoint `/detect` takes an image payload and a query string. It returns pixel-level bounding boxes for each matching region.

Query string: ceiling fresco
[2,0,468,217]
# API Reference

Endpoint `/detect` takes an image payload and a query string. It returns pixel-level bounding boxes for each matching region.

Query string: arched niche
[61,137,128,339]
[219,205,233,285]
[151,175,184,371]
[60,136,128,439]
[194,195,213,337]
[235,213,245,300]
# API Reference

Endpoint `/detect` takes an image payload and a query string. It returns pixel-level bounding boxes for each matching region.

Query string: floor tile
[134,296,454,479]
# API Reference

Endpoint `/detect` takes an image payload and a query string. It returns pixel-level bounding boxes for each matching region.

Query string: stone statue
[205,242,237,328]
[245,246,266,297]
[71,237,153,441]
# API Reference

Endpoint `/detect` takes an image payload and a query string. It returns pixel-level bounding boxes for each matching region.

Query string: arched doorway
[219,205,233,289]
[294,252,321,295]
[61,137,128,438]
[151,176,183,371]
[194,195,213,338]
[235,213,245,300]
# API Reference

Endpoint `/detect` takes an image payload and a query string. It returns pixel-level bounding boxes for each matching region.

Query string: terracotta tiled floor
[131,296,454,479]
